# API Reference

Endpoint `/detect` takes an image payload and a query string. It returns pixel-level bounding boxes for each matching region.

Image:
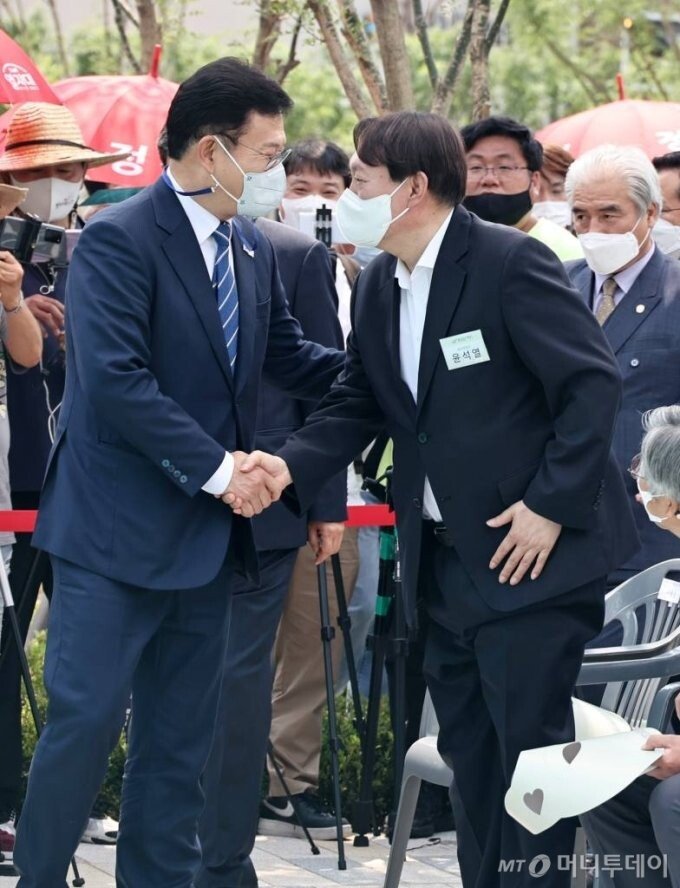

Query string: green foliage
[21,632,126,819]
[283,51,357,150]
[319,692,395,827]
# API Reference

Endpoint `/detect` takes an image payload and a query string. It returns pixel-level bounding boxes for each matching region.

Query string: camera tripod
[351,470,409,847]
[266,550,366,870]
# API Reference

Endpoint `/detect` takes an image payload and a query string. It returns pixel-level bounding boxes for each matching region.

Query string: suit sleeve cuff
[201,451,234,495]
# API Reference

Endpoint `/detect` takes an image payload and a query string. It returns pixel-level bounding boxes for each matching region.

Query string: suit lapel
[416,208,469,412]
[231,220,257,397]
[603,249,665,353]
[570,263,594,308]
[153,179,233,390]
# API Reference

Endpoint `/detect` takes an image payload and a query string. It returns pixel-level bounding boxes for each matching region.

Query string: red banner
[0,505,395,533]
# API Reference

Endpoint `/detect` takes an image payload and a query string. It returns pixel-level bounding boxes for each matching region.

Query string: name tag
[439,330,490,370]
[658,577,680,604]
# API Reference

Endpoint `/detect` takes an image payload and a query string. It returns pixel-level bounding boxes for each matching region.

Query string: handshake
[219,451,293,518]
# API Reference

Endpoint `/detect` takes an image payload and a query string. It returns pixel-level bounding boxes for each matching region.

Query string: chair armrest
[578,625,680,685]
[647,681,680,732]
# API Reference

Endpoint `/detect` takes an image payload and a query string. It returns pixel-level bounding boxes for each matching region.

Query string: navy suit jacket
[277,207,639,622]
[251,218,346,552]
[32,178,344,590]
[566,248,680,578]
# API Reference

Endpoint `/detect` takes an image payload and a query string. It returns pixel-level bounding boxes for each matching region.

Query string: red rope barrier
[0,505,395,534]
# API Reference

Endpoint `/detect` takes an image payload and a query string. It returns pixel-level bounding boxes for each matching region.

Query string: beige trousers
[267,527,359,796]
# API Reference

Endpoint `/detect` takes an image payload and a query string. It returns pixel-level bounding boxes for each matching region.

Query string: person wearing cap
[534,143,575,230]
[0,102,129,850]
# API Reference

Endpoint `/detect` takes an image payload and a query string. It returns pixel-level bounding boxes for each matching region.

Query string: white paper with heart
[505,729,663,835]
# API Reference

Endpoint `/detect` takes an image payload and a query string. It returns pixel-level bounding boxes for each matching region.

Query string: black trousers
[420,526,605,888]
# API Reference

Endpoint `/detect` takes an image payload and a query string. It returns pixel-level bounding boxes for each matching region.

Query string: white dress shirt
[166,168,234,496]
[592,244,656,314]
[395,210,453,522]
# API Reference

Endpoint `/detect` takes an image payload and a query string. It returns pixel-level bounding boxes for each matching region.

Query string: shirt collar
[395,209,454,291]
[594,243,656,296]
[166,167,221,247]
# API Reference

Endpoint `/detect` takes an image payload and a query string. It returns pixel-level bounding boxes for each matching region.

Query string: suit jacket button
[173,470,181,478]
[413,498,422,509]
[417,432,428,444]
[162,459,170,468]
[169,464,175,473]
[630,358,640,368]
[180,475,188,484]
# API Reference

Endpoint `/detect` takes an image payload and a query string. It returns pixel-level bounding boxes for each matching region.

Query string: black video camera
[0,215,68,266]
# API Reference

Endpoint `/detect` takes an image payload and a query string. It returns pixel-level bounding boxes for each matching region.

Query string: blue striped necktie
[212,221,239,372]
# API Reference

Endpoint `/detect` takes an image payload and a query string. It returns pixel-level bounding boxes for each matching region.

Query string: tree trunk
[135,0,161,74]
[430,0,474,116]
[308,0,372,119]
[44,0,70,76]
[469,0,491,121]
[369,0,415,110]
[336,0,387,113]
[252,0,283,72]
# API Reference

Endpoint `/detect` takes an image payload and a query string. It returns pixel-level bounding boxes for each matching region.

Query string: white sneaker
[81,816,118,844]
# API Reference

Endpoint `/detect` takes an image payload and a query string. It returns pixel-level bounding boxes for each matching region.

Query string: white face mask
[653,217,680,256]
[533,200,572,228]
[335,179,409,248]
[12,175,82,223]
[212,136,286,219]
[280,195,337,230]
[637,480,667,524]
[578,216,649,276]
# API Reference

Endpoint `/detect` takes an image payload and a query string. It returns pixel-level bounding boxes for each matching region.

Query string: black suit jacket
[278,207,639,621]
[251,218,346,551]
[566,248,680,578]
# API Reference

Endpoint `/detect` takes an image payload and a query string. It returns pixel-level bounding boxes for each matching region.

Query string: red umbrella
[53,45,178,187]
[0,28,60,104]
[536,98,680,159]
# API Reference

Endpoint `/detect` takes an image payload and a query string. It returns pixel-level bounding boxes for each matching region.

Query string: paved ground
[0,830,461,887]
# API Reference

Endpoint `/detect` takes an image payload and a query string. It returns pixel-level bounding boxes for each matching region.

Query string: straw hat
[0,102,130,172]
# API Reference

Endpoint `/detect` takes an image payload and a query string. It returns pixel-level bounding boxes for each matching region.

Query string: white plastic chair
[383,559,680,888]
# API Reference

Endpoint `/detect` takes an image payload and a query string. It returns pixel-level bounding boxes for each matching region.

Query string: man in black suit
[230,112,639,887]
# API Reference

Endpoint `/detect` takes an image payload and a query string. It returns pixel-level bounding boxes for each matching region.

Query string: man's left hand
[643,735,680,779]
[486,500,562,585]
[307,521,344,565]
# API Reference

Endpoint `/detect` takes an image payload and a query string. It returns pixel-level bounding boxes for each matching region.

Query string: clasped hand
[218,451,292,518]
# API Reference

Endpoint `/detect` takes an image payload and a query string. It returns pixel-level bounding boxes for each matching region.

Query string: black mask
[463,190,532,226]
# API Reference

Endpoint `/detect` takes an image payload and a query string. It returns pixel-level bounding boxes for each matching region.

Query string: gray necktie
[596,277,618,326]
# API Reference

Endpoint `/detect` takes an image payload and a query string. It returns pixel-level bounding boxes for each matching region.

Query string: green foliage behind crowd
[4,0,680,152]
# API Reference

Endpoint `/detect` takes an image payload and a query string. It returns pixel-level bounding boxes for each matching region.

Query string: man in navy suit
[13,58,343,888]
[230,112,639,887]
[197,217,347,888]
[564,144,680,586]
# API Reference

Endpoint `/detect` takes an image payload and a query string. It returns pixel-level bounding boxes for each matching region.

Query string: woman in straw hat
[0,102,128,851]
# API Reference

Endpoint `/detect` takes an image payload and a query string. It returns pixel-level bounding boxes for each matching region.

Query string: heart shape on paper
[523,789,544,815]
[562,742,581,764]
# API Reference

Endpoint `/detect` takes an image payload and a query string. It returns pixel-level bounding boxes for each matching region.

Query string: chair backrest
[601,559,680,726]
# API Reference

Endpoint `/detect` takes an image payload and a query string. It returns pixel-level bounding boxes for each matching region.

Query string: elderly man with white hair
[565,145,680,590]
[580,406,680,888]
